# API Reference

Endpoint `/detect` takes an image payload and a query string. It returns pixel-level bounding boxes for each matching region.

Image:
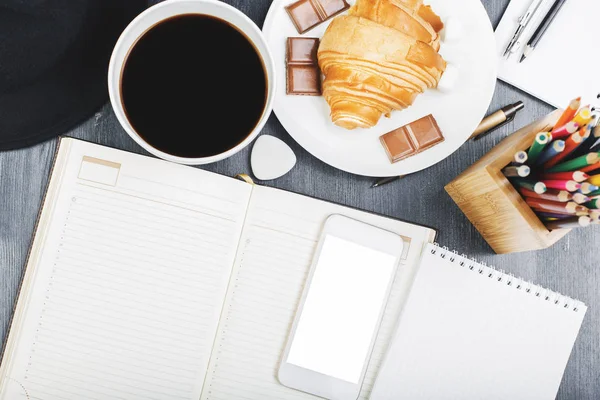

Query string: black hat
[0,0,147,150]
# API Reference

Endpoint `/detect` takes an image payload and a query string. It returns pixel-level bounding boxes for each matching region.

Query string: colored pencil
[518,188,572,202]
[514,150,528,164]
[573,106,593,126]
[572,192,591,204]
[502,165,530,178]
[527,132,550,164]
[537,212,573,220]
[544,216,592,230]
[525,198,588,214]
[539,171,588,182]
[590,210,600,221]
[553,97,581,128]
[536,140,565,165]
[587,189,600,197]
[514,180,547,194]
[585,199,599,209]
[548,153,600,172]
[540,180,580,191]
[551,121,579,139]
[588,174,600,186]
[543,130,585,168]
[581,161,600,173]
[579,182,600,194]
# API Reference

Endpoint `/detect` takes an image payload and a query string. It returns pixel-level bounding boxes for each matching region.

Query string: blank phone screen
[286,235,398,384]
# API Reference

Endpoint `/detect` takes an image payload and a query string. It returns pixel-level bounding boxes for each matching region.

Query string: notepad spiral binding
[430,244,584,313]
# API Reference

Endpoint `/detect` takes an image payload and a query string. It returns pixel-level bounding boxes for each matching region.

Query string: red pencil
[539,171,588,182]
[544,130,585,168]
[518,188,572,202]
[551,121,579,139]
[540,180,581,192]
[525,198,588,214]
[553,97,581,128]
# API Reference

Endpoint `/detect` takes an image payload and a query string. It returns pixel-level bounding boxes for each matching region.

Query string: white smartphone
[278,215,404,400]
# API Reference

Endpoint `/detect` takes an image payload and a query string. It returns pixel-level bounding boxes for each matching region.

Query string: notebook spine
[430,245,583,313]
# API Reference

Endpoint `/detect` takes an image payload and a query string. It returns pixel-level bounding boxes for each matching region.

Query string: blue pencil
[536,140,565,165]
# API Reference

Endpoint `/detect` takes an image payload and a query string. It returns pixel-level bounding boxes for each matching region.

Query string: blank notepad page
[201,185,435,400]
[371,243,587,400]
[0,140,252,400]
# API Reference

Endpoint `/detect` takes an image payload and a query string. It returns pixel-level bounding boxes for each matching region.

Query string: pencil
[519,188,572,202]
[572,192,591,204]
[553,97,581,128]
[585,199,599,209]
[581,161,600,173]
[587,189,600,197]
[514,150,528,164]
[543,130,585,168]
[525,198,588,214]
[579,182,600,194]
[590,210,600,221]
[573,106,594,126]
[502,165,531,178]
[587,174,600,186]
[527,132,550,164]
[540,180,581,192]
[548,153,600,172]
[573,106,593,126]
[551,121,579,139]
[514,180,547,194]
[544,216,592,230]
[536,140,565,165]
[537,212,573,219]
[540,171,588,182]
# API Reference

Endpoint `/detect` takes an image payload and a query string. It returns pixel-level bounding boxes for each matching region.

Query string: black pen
[520,0,568,63]
[371,175,405,189]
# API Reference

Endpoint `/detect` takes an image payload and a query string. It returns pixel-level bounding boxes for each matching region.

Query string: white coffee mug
[108,0,276,165]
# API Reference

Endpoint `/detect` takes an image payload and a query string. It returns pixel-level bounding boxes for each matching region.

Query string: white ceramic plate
[263,0,497,177]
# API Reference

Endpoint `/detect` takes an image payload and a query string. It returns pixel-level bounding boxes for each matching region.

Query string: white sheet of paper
[496,0,600,108]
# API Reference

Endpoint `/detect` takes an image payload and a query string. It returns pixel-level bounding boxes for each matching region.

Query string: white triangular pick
[251,135,297,180]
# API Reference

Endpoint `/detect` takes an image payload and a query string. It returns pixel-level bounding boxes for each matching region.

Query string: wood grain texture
[0,0,598,398]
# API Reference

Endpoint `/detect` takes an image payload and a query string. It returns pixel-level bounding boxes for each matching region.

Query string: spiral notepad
[371,243,586,400]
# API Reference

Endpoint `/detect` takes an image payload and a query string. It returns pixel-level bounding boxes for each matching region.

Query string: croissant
[318,0,446,130]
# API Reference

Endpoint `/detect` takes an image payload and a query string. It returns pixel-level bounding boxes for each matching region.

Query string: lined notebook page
[201,185,435,400]
[0,139,252,400]
[371,244,587,400]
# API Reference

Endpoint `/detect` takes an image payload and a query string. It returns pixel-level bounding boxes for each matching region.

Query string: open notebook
[371,244,587,400]
[0,138,435,400]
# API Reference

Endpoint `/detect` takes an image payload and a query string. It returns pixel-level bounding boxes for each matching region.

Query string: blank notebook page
[371,243,587,400]
[0,139,252,400]
[201,185,435,400]
[496,0,600,107]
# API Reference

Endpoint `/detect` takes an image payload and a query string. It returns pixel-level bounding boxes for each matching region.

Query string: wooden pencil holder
[446,110,568,254]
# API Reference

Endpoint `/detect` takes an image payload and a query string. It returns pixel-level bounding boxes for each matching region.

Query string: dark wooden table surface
[1,0,598,398]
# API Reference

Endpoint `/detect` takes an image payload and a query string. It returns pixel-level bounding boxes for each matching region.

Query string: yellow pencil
[588,174,600,186]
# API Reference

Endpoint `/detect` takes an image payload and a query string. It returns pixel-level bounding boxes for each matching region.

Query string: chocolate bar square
[285,0,350,34]
[285,0,322,34]
[287,37,319,64]
[287,65,321,95]
[380,114,444,163]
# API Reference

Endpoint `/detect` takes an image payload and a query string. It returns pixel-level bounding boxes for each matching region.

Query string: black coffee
[121,14,267,158]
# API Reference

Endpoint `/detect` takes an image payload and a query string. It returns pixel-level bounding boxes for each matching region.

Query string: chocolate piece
[286,38,322,96]
[285,0,350,34]
[380,114,445,163]
[287,37,319,64]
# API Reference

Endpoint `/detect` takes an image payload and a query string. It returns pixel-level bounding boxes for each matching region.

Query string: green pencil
[585,199,599,209]
[527,132,550,164]
[588,189,600,197]
[548,153,600,172]
[513,179,547,194]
